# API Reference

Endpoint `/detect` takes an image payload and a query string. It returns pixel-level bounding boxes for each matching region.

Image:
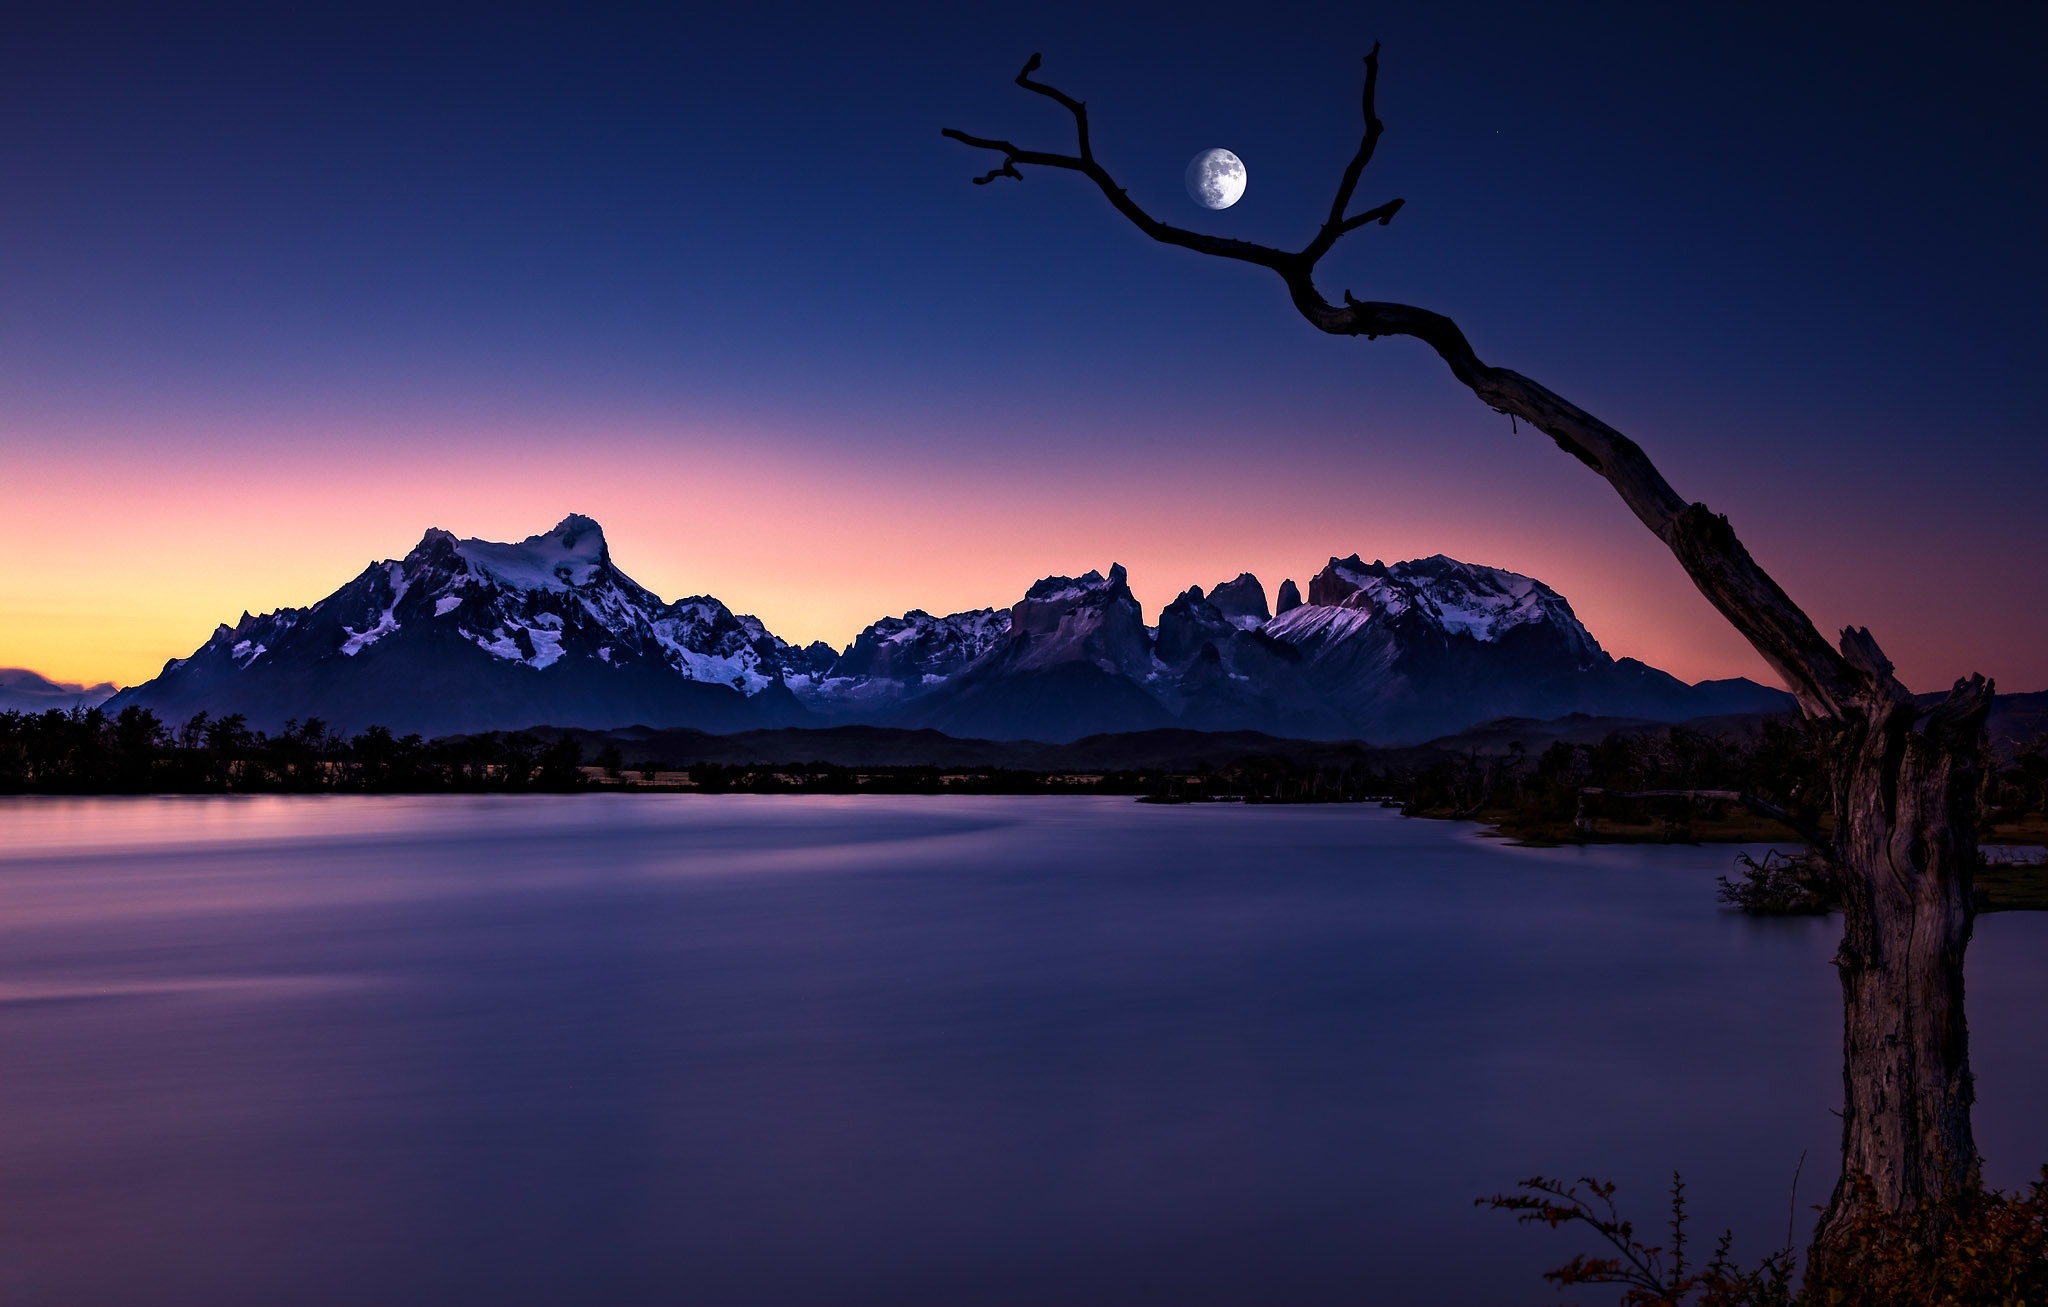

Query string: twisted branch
[942,54,1296,273]
[1303,43,1397,263]
[943,48,1882,725]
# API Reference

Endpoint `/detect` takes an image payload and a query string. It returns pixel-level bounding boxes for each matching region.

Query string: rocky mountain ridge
[106,514,1795,741]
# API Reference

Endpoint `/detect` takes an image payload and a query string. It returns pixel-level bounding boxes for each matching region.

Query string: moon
[1185,148,1246,210]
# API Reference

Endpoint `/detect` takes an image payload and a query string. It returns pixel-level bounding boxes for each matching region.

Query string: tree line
[10,705,2045,829]
[0,706,588,792]
[1402,718,2048,842]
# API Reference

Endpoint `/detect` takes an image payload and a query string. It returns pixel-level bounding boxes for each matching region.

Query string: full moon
[1185,148,1246,210]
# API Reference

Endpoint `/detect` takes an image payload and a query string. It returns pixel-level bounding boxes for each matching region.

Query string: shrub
[1716,851,1834,916]
[1484,1169,2048,1306]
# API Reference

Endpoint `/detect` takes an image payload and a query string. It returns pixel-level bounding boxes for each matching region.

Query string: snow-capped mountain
[799,606,1011,713]
[1253,553,1710,740]
[107,516,821,737]
[108,516,1793,742]
[1293,554,1602,666]
[894,566,1176,740]
[859,552,1789,742]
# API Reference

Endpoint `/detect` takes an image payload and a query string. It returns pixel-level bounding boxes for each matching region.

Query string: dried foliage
[1804,1172,2048,1307]
[1486,1170,2048,1307]
[1482,1174,1796,1306]
[1716,850,1836,916]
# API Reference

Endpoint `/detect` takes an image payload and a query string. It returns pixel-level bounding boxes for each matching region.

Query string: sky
[2,1,2044,693]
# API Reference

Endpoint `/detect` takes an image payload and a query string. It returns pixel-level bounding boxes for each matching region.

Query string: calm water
[2,796,2044,1306]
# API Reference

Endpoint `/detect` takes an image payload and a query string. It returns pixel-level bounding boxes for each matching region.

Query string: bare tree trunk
[945,48,2002,1240]
[1814,678,1992,1244]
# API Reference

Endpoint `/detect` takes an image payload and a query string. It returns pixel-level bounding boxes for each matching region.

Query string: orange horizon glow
[3,407,2036,699]
[6,6,2045,719]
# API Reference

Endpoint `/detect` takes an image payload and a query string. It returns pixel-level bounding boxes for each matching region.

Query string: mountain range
[103,514,1793,742]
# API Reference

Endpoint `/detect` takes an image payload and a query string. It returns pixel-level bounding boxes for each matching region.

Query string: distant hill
[522,723,1393,773]
[0,668,116,714]
[525,694,2043,775]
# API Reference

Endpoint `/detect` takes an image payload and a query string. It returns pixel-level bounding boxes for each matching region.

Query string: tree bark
[946,48,2001,1240]
[1812,676,1993,1245]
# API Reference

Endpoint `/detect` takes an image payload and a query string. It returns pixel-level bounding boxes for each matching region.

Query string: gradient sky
[3,1,2043,693]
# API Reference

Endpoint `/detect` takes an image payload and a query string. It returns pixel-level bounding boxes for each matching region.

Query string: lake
[2,795,2044,1306]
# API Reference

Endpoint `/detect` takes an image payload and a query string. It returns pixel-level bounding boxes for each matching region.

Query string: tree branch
[944,48,1884,725]
[1014,52,1091,159]
[944,56,1302,273]
[938,129,1085,185]
[1301,42,1393,264]
[1336,197,1406,234]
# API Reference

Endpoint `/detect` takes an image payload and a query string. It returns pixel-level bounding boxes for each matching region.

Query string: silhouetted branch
[938,129,1064,185]
[1335,197,1406,234]
[1302,42,1393,263]
[944,48,1875,723]
[1014,52,1091,157]
[944,57,1304,273]
[949,37,2007,1241]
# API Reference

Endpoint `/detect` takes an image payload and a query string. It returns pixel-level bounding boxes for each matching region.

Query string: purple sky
[3,2,2043,691]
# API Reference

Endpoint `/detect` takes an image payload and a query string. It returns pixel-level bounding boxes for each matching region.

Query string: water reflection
[1,796,2042,1306]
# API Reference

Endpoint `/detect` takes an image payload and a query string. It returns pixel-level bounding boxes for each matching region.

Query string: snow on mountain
[891,564,1175,740]
[213,516,822,694]
[453,514,609,592]
[106,518,1792,741]
[1261,602,1385,646]
[1005,565,1153,678]
[924,551,1783,743]
[107,516,826,736]
[1388,555,1602,665]
[794,606,1011,714]
[1284,553,1602,669]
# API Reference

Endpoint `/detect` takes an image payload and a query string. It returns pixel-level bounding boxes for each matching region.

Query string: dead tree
[946,48,1996,1248]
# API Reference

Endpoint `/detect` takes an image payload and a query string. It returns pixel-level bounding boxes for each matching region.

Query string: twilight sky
[3,2,2043,693]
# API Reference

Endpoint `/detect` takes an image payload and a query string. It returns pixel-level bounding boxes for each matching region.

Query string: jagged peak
[1022,564,1132,604]
[1309,555,1390,606]
[670,593,736,614]
[1393,554,1533,587]
[1023,570,1104,602]
[550,513,605,546]
[1208,573,1269,626]
[865,607,1006,634]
